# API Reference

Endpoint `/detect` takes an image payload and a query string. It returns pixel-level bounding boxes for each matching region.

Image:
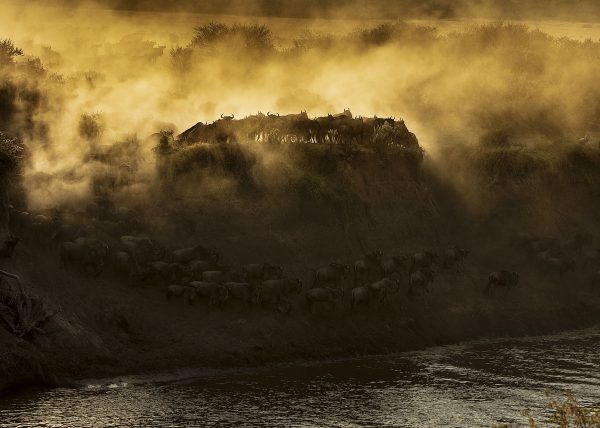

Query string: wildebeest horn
[277,112,280,117]
[231,114,235,119]
[221,114,224,118]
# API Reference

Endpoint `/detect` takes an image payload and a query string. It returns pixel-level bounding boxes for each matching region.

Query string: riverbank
[2,247,600,393]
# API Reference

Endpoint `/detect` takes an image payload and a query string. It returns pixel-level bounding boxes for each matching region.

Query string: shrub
[0,132,23,175]
[78,113,105,142]
[496,393,600,428]
[191,23,273,52]
[0,39,23,66]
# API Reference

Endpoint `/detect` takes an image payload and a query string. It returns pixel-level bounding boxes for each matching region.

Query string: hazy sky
[30,0,600,21]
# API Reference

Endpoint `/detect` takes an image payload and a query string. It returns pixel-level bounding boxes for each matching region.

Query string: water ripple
[2,328,600,427]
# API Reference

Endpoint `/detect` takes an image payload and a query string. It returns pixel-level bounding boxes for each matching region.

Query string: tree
[0,39,23,66]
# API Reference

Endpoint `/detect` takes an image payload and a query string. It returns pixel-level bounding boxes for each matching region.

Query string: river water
[1,328,599,427]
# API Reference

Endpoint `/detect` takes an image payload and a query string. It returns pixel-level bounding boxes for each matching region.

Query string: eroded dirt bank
[3,157,600,393]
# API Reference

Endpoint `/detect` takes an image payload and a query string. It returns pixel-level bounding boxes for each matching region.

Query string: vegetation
[0,285,53,338]
[78,113,105,143]
[495,393,600,428]
[191,23,273,52]
[0,132,23,175]
[0,39,23,67]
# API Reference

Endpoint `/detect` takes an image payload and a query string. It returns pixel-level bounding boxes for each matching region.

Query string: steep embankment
[3,138,600,392]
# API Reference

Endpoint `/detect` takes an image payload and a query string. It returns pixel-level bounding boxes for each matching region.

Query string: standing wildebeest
[202,270,226,283]
[0,235,19,259]
[408,268,435,297]
[380,256,408,277]
[172,244,219,265]
[409,250,438,275]
[149,261,186,284]
[188,260,214,280]
[354,250,383,286]
[350,285,374,310]
[29,214,58,243]
[368,277,399,303]
[509,232,539,252]
[258,278,302,306]
[120,235,159,267]
[189,281,229,307]
[530,237,562,257]
[112,250,141,279]
[582,248,600,268]
[224,282,257,309]
[242,263,283,284]
[485,270,519,295]
[166,284,197,304]
[305,287,342,312]
[312,263,350,289]
[562,233,593,255]
[536,252,576,279]
[442,247,469,270]
[60,237,109,276]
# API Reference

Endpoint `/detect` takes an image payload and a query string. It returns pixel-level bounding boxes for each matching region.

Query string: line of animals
[177,109,419,148]
[4,204,600,312]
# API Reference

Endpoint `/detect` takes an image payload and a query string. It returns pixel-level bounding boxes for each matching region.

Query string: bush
[78,113,105,142]
[0,39,23,66]
[191,23,273,52]
[0,132,23,175]
[495,393,600,428]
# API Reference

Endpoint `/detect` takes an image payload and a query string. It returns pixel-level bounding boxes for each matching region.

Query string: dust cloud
[1,0,599,218]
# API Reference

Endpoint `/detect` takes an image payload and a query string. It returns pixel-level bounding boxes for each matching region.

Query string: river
[1,328,599,427]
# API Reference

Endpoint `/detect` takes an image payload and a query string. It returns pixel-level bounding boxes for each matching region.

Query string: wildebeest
[562,233,593,255]
[189,281,229,306]
[582,248,600,268]
[242,263,283,284]
[8,206,30,234]
[368,277,399,303]
[354,250,383,286]
[120,235,160,267]
[509,232,539,252]
[187,259,214,279]
[172,244,219,265]
[536,252,576,279]
[202,270,226,283]
[408,268,435,297]
[258,278,302,306]
[29,214,58,242]
[0,235,19,259]
[312,263,350,289]
[442,247,469,270]
[485,270,519,295]
[530,237,562,256]
[350,285,374,310]
[305,287,342,312]
[60,237,109,276]
[409,250,438,275]
[380,256,408,277]
[166,284,197,304]
[149,261,186,283]
[112,251,137,277]
[224,282,257,308]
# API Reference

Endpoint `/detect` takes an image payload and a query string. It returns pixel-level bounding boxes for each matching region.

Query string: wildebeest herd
[5,202,600,314]
[177,109,419,148]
